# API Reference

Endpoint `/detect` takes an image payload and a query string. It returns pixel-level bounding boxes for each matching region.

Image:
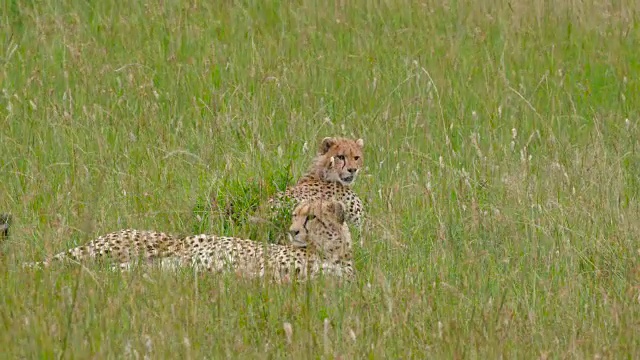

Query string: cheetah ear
[356,138,364,148]
[320,137,337,154]
[327,201,345,224]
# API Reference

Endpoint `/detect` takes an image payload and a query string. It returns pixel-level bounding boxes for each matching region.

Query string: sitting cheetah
[267,137,365,231]
[26,200,354,281]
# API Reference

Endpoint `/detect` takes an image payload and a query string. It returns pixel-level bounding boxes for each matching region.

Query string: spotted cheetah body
[28,200,353,282]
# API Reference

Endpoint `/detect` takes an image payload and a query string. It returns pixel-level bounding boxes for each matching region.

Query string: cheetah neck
[297,172,347,190]
[303,225,353,267]
[298,244,353,277]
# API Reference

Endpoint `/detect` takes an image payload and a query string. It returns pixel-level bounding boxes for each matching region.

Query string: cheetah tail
[22,245,90,269]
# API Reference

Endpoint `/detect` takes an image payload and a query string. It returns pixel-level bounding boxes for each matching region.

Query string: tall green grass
[2,0,640,357]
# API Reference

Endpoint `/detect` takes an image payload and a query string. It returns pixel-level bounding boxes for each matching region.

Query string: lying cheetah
[268,137,365,230]
[26,200,353,281]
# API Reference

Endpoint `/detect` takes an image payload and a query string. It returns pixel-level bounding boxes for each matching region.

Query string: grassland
[2,0,640,358]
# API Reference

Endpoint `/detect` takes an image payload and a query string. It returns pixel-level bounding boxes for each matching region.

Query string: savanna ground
[1,0,640,358]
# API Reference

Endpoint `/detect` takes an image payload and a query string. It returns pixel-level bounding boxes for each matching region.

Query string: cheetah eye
[336,155,345,161]
[354,156,360,161]
[307,214,316,221]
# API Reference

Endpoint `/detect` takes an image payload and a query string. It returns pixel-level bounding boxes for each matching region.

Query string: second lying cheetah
[26,200,354,281]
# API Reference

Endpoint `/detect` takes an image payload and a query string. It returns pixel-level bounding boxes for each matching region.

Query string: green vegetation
[2,0,640,357]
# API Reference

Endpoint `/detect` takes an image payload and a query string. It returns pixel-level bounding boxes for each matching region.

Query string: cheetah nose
[348,168,357,174]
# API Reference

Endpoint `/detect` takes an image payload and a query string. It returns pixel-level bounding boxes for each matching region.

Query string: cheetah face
[316,137,364,186]
[288,200,346,250]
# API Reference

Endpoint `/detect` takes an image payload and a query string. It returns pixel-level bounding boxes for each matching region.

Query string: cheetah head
[288,200,351,256]
[312,137,364,186]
